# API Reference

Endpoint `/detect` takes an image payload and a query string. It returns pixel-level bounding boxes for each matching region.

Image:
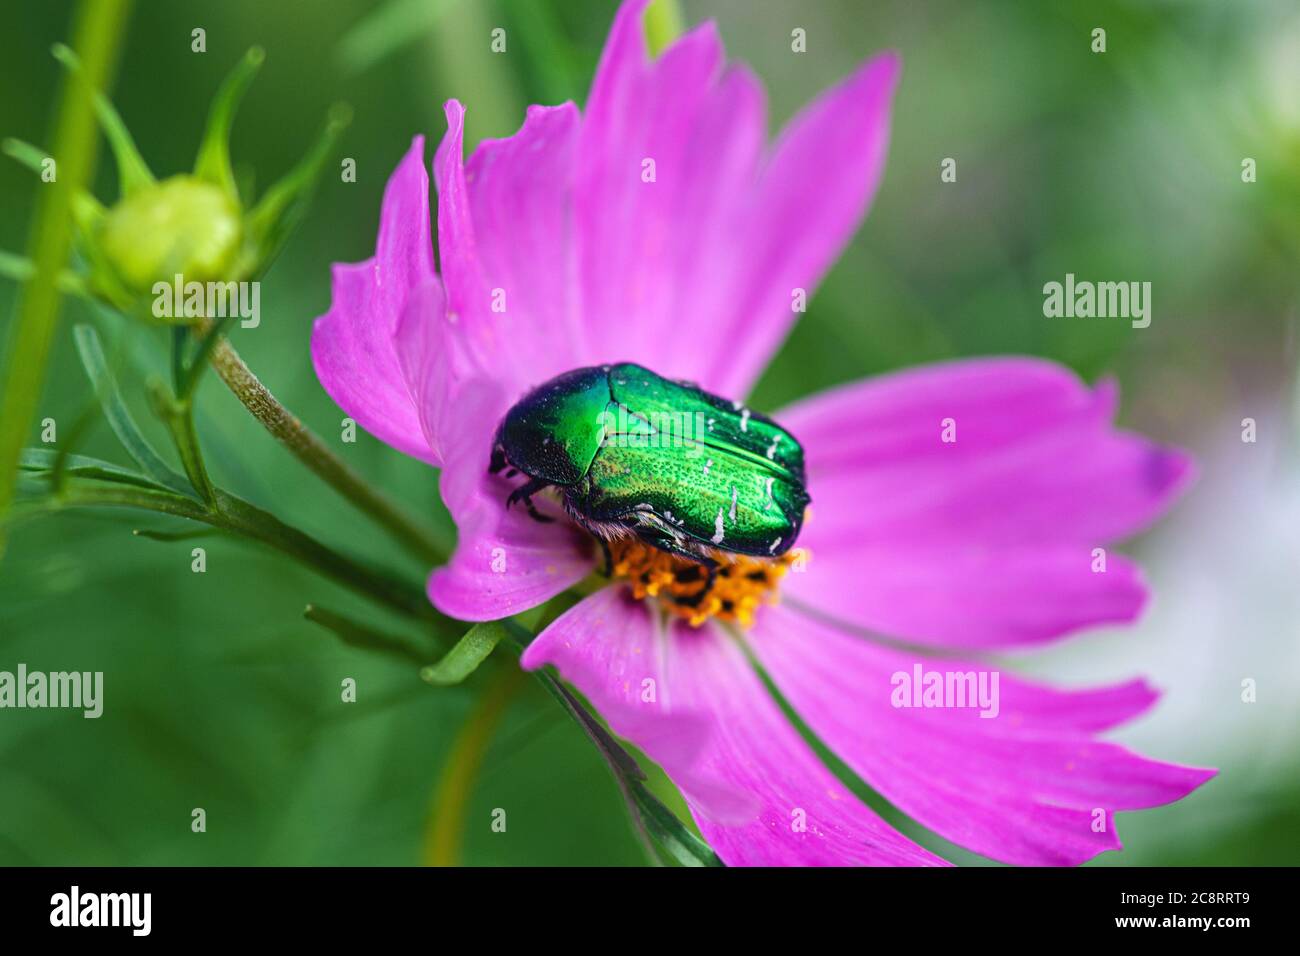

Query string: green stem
[0,0,133,558]
[423,664,525,866]
[17,480,439,623]
[304,603,437,664]
[158,331,217,503]
[168,401,217,504]
[216,489,439,621]
[150,377,217,505]
[177,316,233,400]
[204,327,447,565]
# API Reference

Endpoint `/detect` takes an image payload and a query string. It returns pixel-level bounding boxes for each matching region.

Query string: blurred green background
[1,0,1298,865]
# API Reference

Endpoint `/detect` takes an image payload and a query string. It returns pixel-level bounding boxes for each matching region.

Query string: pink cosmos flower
[311,0,1214,865]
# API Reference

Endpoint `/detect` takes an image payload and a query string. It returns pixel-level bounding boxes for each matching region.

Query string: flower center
[608,538,801,628]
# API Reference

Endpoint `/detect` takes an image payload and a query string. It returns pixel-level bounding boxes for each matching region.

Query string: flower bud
[97,176,243,293]
[3,45,349,324]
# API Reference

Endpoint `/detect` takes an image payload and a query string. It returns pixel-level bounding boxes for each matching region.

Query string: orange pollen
[608,538,804,628]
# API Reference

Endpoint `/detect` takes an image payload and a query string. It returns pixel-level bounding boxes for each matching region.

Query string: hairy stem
[204,329,446,565]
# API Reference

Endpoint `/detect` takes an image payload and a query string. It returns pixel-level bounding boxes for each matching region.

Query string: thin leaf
[193,48,265,200]
[629,782,722,867]
[244,103,351,274]
[336,0,459,75]
[0,250,90,297]
[2,138,51,176]
[19,448,176,494]
[72,324,194,497]
[304,604,430,666]
[132,527,221,542]
[51,42,154,196]
[525,650,722,866]
[176,315,234,400]
[6,481,208,534]
[539,672,645,782]
[503,0,583,104]
[421,621,505,686]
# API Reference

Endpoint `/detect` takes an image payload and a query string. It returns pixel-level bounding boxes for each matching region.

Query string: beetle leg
[506,477,555,524]
[597,538,613,577]
[489,445,508,475]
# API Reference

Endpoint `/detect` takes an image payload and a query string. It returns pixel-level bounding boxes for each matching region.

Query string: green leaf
[72,324,194,497]
[19,447,181,494]
[193,48,265,200]
[502,0,582,104]
[526,652,723,867]
[2,138,51,176]
[5,480,209,534]
[336,0,458,75]
[176,315,234,400]
[421,621,505,686]
[629,781,722,867]
[51,42,155,197]
[244,103,351,275]
[539,672,646,782]
[132,527,220,542]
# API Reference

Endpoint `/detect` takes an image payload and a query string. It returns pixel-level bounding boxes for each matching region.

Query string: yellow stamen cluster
[608,538,802,628]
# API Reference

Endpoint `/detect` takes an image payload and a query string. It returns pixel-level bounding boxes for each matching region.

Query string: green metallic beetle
[490,363,811,604]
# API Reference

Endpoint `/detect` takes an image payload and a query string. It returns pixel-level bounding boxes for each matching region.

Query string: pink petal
[520,588,756,824]
[425,377,595,621]
[522,593,946,866]
[311,137,438,464]
[751,605,1217,866]
[783,358,1113,471]
[392,280,458,467]
[785,544,1150,649]
[575,0,898,397]
[426,506,595,621]
[783,358,1192,547]
[780,359,1194,647]
[696,52,901,398]
[434,100,592,395]
[577,7,733,383]
[388,276,591,619]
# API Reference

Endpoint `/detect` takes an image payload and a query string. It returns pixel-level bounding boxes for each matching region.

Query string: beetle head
[494,366,612,487]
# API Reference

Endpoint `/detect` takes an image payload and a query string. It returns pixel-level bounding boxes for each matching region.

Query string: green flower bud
[2,45,349,324]
[97,175,244,292]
